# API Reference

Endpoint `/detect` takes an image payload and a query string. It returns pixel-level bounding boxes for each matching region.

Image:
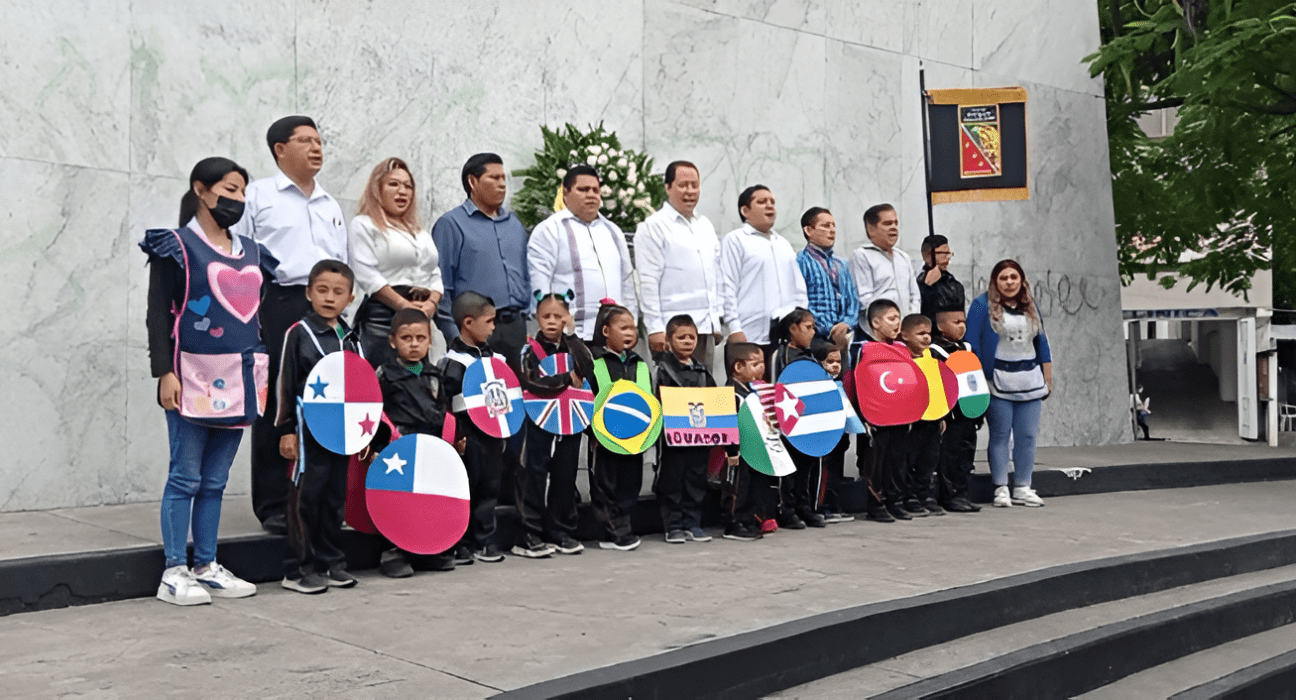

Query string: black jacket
[274,311,362,436]
[377,358,449,438]
[770,344,811,381]
[589,346,648,396]
[656,352,717,390]
[519,332,595,397]
[436,336,502,443]
[918,268,966,322]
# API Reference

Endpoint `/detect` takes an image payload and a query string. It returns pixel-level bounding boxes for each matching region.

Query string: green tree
[1084,0,1296,313]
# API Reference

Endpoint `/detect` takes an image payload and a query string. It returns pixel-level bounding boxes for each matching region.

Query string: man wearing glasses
[917,234,965,322]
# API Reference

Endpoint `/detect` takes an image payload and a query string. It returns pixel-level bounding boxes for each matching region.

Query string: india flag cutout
[301,351,385,455]
[945,350,990,419]
[366,434,470,555]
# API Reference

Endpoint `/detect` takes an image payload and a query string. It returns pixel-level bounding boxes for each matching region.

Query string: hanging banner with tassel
[925,87,1029,204]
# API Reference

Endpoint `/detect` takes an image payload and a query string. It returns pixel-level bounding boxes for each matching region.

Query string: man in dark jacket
[917,234,965,328]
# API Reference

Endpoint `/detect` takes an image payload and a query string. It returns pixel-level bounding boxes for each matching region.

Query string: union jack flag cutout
[523,353,594,436]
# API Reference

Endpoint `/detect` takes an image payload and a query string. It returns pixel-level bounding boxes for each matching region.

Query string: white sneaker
[1012,486,1045,507]
[193,562,257,598]
[993,486,1013,508]
[157,565,212,606]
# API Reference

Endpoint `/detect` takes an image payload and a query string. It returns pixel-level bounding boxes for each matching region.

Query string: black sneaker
[886,503,914,521]
[550,534,585,555]
[418,552,457,571]
[326,567,358,588]
[281,572,329,594]
[722,525,761,541]
[598,535,641,551]
[902,499,929,517]
[924,499,947,516]
[453,545,475,566]
[379,549,414,578]
[778,514,807,530]
[942,498,982,513]
[664,529,688,544]
[865,507,895,523]
[261,513,287,536]
[802,512,828,528]
[474,544,505,563]
[511,535,554,559]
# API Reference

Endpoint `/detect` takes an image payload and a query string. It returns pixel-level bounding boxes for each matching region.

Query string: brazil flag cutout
[945,350,990,419]
[738,393,795,477]
[366,434,470,555]
[914,349,959,421]
[854,343,929,426]
[593,379,663,455]
[301,350,385,455]
[660,386,737,447]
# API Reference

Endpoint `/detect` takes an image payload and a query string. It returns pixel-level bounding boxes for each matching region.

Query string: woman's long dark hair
[179,157,249,227]
[987,258,1038,327]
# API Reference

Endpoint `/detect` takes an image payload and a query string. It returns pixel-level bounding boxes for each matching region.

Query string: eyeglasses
[289,135,323,147]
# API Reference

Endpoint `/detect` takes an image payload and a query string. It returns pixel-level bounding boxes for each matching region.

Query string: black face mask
[209,196,245,229]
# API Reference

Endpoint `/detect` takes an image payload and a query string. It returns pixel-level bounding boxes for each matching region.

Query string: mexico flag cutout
[459,357,525,438]
[366,434,470,555]
[737,393,795,477]
[776,360,847,457]
[660,386,738,447]
[854,343,928,426]
[523,353,595,435]
[301,351,384,455]
[945,350,990,419]
[914,349,959,421]
[592,380,663,455]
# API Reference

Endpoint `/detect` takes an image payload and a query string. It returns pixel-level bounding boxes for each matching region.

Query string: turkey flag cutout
[301,351,384,455]
[854,343,929,426]
[365,434,469,555]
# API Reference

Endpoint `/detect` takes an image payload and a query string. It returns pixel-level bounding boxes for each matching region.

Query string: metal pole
[919,65,936,238]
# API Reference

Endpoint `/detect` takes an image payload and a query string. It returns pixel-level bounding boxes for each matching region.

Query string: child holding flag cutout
[722,343,782,541]
[655,314,719,544]
[516,293,594,557]
[276,260,363,594]
[814,343,855,524]
[588,303,651,551]
[932,307,984,513]
[771,309,826,529]
[899,314,948,518]
[437,292,508,563]
[374,308,465,577]
[850,299,914,523]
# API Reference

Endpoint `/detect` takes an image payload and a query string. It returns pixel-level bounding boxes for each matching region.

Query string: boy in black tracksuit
[721,342,777,541]
[276,260,361,594]
[853,299,912,523]
[655,315,718,543]
[932,308,982,513]
[899,314,945,518]
[375,308,463,577]
[437,292,507,564]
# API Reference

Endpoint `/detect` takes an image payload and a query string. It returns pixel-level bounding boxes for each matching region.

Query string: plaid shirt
[797,245,860,337]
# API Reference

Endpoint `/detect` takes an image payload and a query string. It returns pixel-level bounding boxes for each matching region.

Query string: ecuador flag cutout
[365,434,470,555]
[914,349,959,421]
[301,350,384,455]
[945,350,990,419]
[592,380,663,455]
[660,386,738,447]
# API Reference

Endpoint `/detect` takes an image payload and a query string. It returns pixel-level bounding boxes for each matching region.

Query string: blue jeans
[986,397,1042,489]
[161,411,243,568]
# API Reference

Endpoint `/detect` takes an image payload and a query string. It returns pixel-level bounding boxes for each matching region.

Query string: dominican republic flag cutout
[592,380,662,455]
[776,360,847,457]
[523,353,594,435]
[945,350,990,419]
[460,357,525,438]
[366,434,470,555]
[854,343,929,427]
[737,393,795,477]
[301,351,384,455]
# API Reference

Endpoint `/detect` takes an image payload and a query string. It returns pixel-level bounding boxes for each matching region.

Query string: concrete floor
[2,481,1295,699]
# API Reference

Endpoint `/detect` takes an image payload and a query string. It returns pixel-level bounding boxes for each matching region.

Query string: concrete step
[767,564,1296,699]
[1171,647,1296,700]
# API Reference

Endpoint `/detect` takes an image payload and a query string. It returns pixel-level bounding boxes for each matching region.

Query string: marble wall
[0,0,1127,511]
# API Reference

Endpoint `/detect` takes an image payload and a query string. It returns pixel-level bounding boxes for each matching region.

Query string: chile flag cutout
[366,434,470,555]
[854,343,929,426]
[301,351,385,455]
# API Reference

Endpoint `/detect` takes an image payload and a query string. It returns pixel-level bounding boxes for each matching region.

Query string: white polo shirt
[634,202,722,335]
[231,171,348,287]
[718,223,809,345]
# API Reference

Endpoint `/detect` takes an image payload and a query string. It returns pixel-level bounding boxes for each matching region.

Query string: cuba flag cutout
[523,353,594,435]
[301,351,385,455]
[838,385,867,434]
[776,359,847,457]
[913,349,959,421]
[737,393,796,477]
[459,357,525,438]
[592,380,663,455]
[366,434,470,555]
[854,343,929,426]
[660,386,738,447]
[945,350,990,419]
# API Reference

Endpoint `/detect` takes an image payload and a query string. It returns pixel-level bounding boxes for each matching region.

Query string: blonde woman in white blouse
[349,157,444,366]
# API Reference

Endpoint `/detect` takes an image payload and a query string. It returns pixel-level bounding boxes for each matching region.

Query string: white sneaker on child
[993,486,1013,508]
[157,565,212,606]
[1012,486,1045,507]
[193,562,257,598]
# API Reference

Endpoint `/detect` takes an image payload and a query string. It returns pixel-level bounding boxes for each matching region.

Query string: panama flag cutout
[523,353,594,435]
[460,357,525,438]
[854,343,929,427]
[592,379,663,455]
[660,386,738,447]
[366,434,470,555]
[301,351,384,455]
[737,393,796,477]
[914,350,960,421]
[838,384,866,434]
[945,350,990,419]
[776,359,847,456]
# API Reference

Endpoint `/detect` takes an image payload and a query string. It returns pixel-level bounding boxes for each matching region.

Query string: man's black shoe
[261,513,287,536]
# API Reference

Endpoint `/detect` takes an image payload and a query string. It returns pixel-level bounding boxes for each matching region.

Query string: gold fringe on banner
[931,187,1030,205]
[927,87,1027,105]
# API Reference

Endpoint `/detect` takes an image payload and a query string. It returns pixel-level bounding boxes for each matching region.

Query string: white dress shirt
[528,209,639,340]
[230,171,348,286]
[850,241,921,323]
[718,224,809,345]
[347,214,443,298]
[634,202,722,335]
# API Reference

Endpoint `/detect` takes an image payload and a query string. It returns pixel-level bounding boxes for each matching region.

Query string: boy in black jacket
[276,260,360,594]
[932,307,982,513]
[655,315,718,544]
[375,308,464,577]
[721,342,776,541]
[437,291,506,564]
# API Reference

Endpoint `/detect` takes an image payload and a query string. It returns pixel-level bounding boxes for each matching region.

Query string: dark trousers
[489,314,527,505]
[252,284,311,523]
[284,427,348,577]
[460,431,504,549]
[822,434,850,512]
[905,421,943,503]
[722,460,778,529]
[865,424,910,509]
[516,423,581,542]
[656,445,709,531]
[782,442,824,517]
[938,419,979,503]
[590,443,643,540]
